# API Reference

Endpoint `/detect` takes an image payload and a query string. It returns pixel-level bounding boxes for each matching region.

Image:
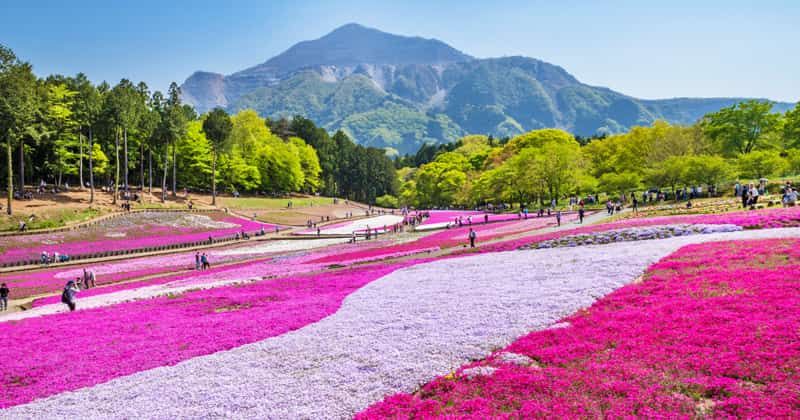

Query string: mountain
[181,23,795,155]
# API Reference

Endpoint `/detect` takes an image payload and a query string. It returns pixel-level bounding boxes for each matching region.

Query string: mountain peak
[239,23,473,77]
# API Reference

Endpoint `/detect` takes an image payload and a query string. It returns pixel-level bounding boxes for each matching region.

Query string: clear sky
[2,0,798,102]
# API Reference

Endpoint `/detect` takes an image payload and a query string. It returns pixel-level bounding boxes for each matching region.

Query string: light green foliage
[89,142,109,176]
[784,103,800,149]
[684,155,732,188]
[644,157,688,191]
[290,137,322,192]
[737,150,788,180]
[786,149,800,176]
[175,120,213,189]
[375,194,399,208]
[703,100,781,155]
[599,171,642,195]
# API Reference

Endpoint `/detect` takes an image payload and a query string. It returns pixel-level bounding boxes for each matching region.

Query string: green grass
[0,207,104,232]
[216,196,336,210]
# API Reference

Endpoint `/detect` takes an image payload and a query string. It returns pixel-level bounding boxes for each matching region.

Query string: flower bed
[296,215,404,235]
[527,224,742,249]
[0,261,415,408]
[477,206,800,253]
[8,228,800,418]
[0,212,276,264]
[0,238,346,301]
[359,237,800,418]
[310,215,574,264]
[412,210,541,231]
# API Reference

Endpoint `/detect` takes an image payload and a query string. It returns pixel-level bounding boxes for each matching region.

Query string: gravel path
[5,228,799,419]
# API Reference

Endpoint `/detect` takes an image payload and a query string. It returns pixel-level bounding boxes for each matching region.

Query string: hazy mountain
[181,23,794,155]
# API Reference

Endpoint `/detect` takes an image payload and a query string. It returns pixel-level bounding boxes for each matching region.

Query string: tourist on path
[82,268,96,289]
[61,280,80,312]
[468,228,477,248]
[0,283,9,311]
[556,211,562,227]
[578,207,585,224]
[87,270,96,289]
[195,252,201,270]
[741,184,749,208]
[201,253,210,270]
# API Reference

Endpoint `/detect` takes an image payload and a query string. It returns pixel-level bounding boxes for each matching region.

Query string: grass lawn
[215,196,336,210]
[0,207,105,232]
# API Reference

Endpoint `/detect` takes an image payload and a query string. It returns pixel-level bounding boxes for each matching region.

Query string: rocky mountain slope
[181,23,794,155]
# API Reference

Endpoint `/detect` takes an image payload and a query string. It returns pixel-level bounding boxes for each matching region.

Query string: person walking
[201,253,210,270]
[741,184,749,208]
[0,283,9,311]
[86,270,96,289]
[195,252,201,270]
[579,207,585,224]
[61,280,80,312]
[632,194,639,214]
[556,211,562,227]
[468,228,477,248]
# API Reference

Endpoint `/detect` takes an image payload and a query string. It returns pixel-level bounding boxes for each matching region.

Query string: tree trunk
[123,126,129,193]
[78,126,84,190]
[139,141,144,192]
[6,139,13,215]
[18,141,24,193]
[171,140,177,197]
[161,149,168,203]
[212,149,217,206]
[113,127,120,205]
[89,126,95,204]
[148,147,153,194]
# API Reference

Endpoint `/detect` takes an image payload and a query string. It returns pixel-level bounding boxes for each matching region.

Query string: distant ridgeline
[181,23,795,155]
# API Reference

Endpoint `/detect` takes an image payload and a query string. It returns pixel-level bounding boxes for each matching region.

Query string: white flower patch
[5,228,800,419]
[214,238,348,256]
[529,224,743,249]
[296,215,404,235]
[460,366,497,379]
[495,352,534,366]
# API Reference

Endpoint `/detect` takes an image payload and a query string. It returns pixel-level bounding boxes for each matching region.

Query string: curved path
[4,228,800,419]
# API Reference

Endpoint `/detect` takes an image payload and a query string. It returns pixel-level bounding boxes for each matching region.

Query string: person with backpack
[0,283,9,311]
[61,280,80,312]
[468,228,477,248]
[201,253,210,270]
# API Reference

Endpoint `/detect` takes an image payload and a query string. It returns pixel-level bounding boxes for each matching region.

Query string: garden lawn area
[214,196,336,210]
[0,207,104,232]
[360,237,800,418]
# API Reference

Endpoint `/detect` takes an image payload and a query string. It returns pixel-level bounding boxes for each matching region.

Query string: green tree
[599,171,642,197]
[69,74,102,202]
[684,155,732,195]
[0,45,38,215]
[703,100,781,155]
[644,157,688,199]
[375,194,399,208]
[784,103,800,149]
[202,108,233,205]
[737,150,787,180]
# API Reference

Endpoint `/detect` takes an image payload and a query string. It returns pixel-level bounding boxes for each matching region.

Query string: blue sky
[2,0,798,102]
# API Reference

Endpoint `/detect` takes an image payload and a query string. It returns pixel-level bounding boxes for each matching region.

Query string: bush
[375,194,399,208]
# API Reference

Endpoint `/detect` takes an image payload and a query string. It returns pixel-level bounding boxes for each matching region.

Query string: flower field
[2,207,800,418]
[0,211,274,264]
[361,237,800,418]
